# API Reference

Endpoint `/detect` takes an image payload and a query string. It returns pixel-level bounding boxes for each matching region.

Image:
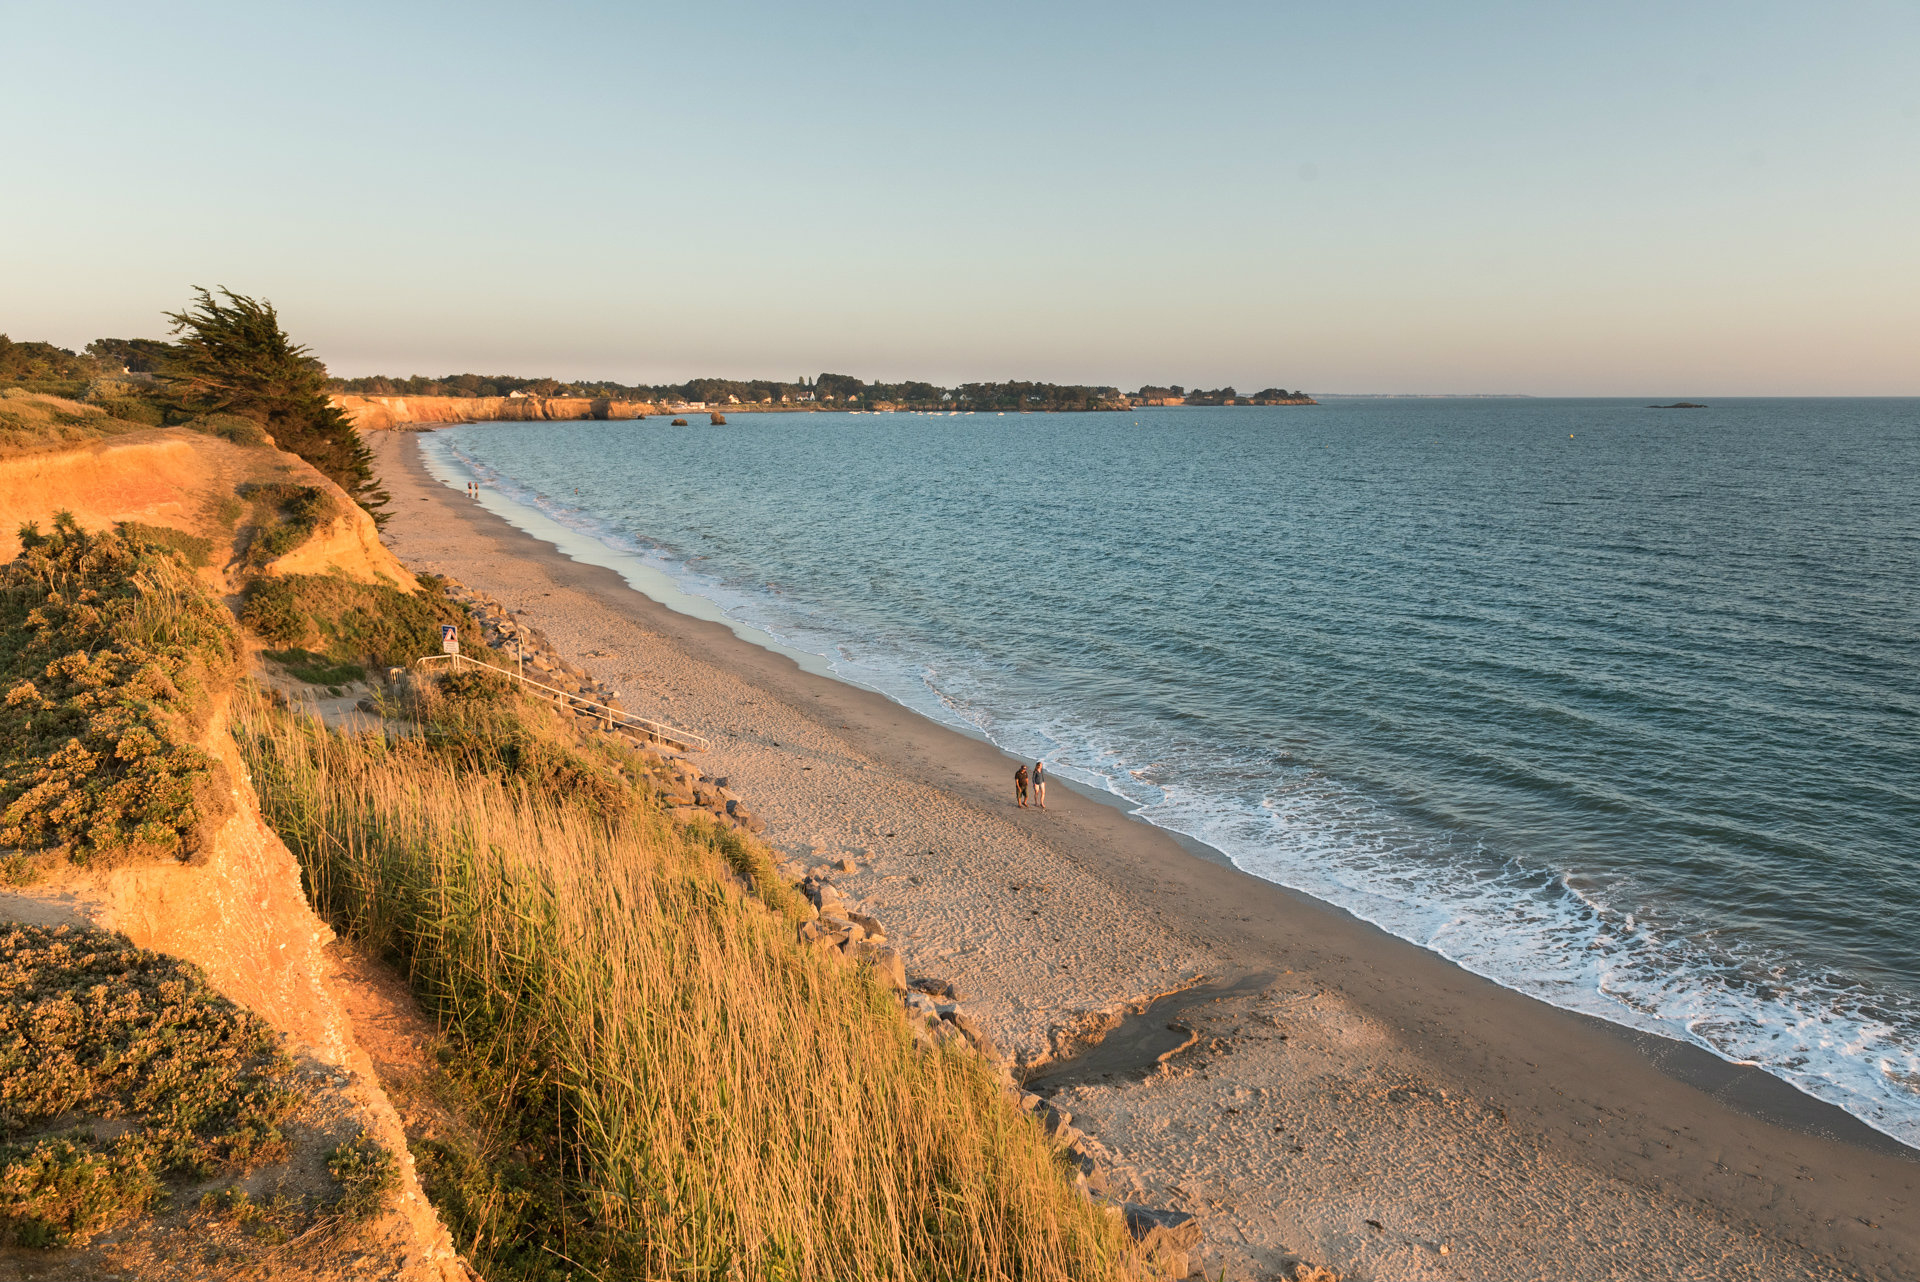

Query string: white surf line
[416,432,1920,1151]
[415,431,1172,783]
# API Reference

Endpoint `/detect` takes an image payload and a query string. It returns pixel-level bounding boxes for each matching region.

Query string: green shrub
[241,573,483,671]
[325,1135,399,1222]
[252,524,306,562]
[89,394,166,427]
[194,1185,305,1247]
[184,413,269,447]
[0,515,240,874]
[433,666,512,702]
[115,521,215,570]
[0,337,95,399]
[0,924,301,1247]
[404,675,635,821]
[693,816,811,922]
[263,648,366,687]
[408,1131,567,1277]
[238,482,337,566]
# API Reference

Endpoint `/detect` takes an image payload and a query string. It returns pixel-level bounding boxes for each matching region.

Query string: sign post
[441,624,460,668]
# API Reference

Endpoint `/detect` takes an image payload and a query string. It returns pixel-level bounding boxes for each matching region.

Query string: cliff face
[261,496,419,591]
[332,393,656,430]
[0,434,461,1278]
[0,426,415,592]
[0,703,467,1281]
[0,435,208,560]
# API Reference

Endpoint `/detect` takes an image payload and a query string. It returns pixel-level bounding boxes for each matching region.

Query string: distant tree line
[330,371,821,405]
[330,370,1311,411]
[0,335,108,390]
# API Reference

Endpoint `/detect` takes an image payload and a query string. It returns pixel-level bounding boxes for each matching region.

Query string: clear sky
[6,2,1917,394]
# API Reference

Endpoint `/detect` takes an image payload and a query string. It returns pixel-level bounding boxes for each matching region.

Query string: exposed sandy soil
[0,425,413,592]
[370,429,1918,1282]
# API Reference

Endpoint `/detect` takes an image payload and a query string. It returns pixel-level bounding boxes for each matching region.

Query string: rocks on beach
[781,874,1212,1274]
[430,578,769,835]
[1122,1204,1204,1279]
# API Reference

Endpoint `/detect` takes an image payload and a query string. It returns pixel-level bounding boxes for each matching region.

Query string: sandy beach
[369,429,1916,1282]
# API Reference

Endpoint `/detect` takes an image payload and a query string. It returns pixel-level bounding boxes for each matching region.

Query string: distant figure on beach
[1032,761,1047,809]
[1014,763,1029,808]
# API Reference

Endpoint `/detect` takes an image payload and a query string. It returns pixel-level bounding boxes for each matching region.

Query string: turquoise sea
[425,398,1920,1147]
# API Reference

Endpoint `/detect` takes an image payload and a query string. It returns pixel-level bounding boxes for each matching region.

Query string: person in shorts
[1014,763,1029,808]
[1032,761,1047,809]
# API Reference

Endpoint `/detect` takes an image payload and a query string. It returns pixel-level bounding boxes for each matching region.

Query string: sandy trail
[369,429,1916,1282]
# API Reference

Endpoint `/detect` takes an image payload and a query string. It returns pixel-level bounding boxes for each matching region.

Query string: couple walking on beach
[1014,761,1047,809]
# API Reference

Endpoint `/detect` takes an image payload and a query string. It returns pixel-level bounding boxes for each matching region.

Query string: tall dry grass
[236,693,1137,1281]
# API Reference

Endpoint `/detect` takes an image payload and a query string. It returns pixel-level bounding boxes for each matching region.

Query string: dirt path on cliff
[368,428,1918,1282]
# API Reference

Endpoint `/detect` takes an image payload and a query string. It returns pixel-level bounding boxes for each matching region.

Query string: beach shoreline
[369,429,1916,1281]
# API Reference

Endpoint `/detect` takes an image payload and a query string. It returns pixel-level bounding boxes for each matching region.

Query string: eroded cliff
[0,436,463,1279]
[330,394,655,431]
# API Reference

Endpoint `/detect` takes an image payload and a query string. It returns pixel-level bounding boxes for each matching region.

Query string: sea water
[423,399,1920,1147]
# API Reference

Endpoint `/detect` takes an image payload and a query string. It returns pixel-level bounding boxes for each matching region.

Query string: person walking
[1032,760,1047,809]
[1014,763,1030,808]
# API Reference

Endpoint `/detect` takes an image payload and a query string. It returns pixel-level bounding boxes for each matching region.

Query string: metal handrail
[412,653,710,751]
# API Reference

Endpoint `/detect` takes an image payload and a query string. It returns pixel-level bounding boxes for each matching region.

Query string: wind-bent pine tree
[162,288,389,523]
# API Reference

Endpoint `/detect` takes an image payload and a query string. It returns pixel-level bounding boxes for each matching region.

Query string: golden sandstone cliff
[329,394,655,431]
[0,424,414,588]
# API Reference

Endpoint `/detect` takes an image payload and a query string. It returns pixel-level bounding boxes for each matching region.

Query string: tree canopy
[0,335,96,396]
[85,337,174,374]
[329,369,1310,412]
[163,288,388,522]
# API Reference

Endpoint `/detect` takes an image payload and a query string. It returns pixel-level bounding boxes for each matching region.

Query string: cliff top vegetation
[0,923,303,1247]
[0,921,407,1262]
[1,288,388,523]
[0,389,157,460]
[240,570,486,685]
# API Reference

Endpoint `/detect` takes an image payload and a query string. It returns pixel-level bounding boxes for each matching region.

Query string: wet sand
[370,429,1916,1281]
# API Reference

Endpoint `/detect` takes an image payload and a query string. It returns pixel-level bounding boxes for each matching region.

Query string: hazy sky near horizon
[6,2,1918,394]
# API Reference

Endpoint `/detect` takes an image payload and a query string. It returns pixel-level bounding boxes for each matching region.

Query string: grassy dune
[0,387,268,461]
[0,389,150,459]
[237,690,1139,1281]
